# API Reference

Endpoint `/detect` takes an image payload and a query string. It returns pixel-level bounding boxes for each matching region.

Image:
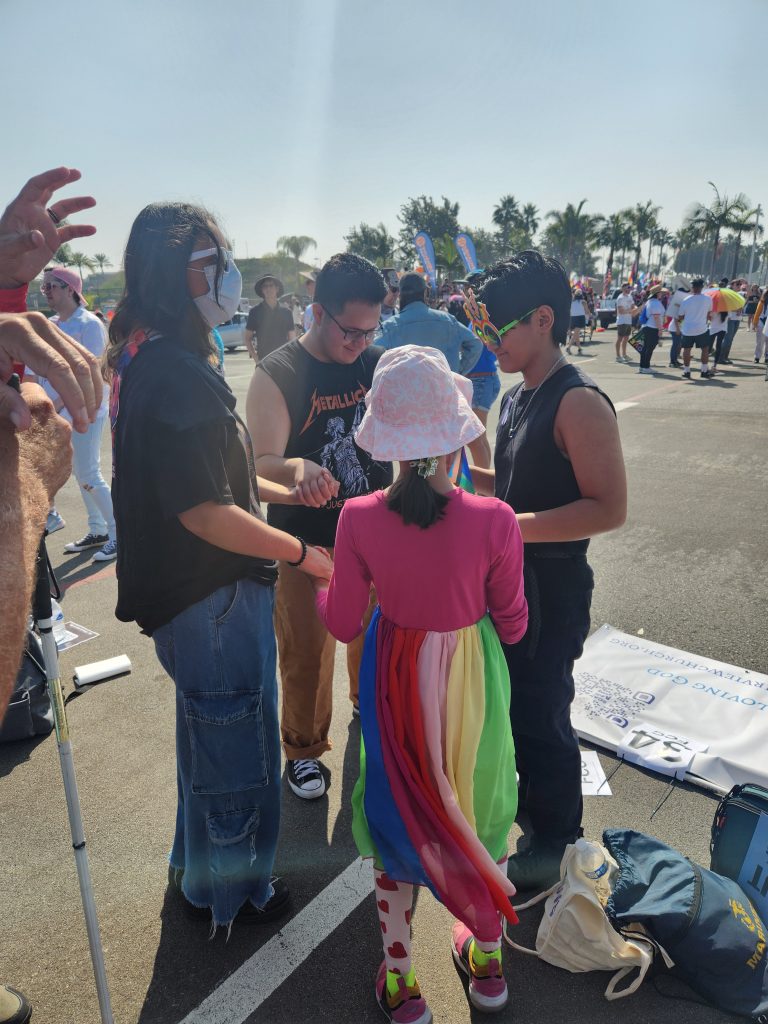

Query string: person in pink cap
[313,345,528,1023]
[33,264,116,561]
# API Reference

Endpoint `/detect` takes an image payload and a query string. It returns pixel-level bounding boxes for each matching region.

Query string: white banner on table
[572,625,768,794]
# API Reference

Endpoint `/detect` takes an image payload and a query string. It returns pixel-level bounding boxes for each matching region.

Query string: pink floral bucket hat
[355,345,485,461]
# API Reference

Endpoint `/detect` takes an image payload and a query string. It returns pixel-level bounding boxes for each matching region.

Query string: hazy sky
[3,0,766,268]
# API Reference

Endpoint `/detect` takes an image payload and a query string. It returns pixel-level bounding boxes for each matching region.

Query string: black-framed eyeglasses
[322,305,381,343]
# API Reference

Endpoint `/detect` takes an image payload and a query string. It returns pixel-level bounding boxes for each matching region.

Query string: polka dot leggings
[374,866,504,976]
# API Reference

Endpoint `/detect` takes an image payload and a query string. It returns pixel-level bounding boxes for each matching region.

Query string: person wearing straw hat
[314,345,528,1021]
[245,273,295,363]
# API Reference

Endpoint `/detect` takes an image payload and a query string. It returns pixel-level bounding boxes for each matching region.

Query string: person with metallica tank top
[466,250,627,893]
[247,254,393,802]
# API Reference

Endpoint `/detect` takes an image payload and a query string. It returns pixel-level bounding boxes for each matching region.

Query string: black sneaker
[286,758,326,799]
[182,874,291,925]
[0,985,32,1024]
[682,368,691,379]
[507,841,567,891]
[64,532,108,553]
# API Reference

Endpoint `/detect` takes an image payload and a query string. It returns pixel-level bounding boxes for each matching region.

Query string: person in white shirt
[614,282,636,363]
[638,284,665,374]
[665,284,690,367]
[676,278,714,379]
[566,290,590,355]
[36,265,116,560]
[301,271,317,333]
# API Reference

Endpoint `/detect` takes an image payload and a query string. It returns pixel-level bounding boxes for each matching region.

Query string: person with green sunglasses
[465,250,627,894]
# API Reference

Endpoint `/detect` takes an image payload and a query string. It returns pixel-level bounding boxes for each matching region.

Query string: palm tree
[70,252,96,288]
[492,195,522,250]
[53,243,74,266]
[93,253,112,278]
[653,229,675,274]
[276,235,317,265]
[627,201,660,274]
[594,211,632,280]
[727,206,762,278]
[543,200,600,274]
[432,234,462,281]
[520,203,540,245]
[689,183,747,279]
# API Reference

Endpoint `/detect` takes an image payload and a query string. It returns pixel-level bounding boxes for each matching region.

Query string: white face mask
[189,247,242,327]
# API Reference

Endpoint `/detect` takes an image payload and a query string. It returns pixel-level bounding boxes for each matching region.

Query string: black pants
[503,555,594,845]
[640,327,659,368]
[713,330,727,364]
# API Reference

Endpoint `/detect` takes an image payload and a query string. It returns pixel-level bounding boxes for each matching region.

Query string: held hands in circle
[295,459,340,508]
[300,545,334,583]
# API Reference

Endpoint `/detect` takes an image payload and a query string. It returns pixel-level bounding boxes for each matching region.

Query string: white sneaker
[286,758,326,799]
[46,510,66,534]
[92,538,117,562]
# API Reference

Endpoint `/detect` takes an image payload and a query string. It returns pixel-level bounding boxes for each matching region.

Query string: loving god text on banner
[571,625,768,794]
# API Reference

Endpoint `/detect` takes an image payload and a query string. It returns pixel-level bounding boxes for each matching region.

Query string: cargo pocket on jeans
[207,806,260,880]
[185,690,269,795]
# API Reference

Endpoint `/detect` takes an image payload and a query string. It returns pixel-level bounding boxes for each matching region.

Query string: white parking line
[179,858,373,1024]
[614,400,638,412]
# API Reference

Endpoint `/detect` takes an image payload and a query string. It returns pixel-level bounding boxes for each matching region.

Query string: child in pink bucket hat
[314,345,528,1022]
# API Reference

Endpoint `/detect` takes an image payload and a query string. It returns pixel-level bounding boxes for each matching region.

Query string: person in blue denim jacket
[376,272,483,375]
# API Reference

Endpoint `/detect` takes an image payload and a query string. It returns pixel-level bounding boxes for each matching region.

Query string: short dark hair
[475,250,571,347]
[692,278,704,290]
[107,201,221,370]
[314,253,387,315]
[387,470,448,529]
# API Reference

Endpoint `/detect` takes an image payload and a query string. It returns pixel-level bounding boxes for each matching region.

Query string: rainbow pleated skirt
[352,607,519,942]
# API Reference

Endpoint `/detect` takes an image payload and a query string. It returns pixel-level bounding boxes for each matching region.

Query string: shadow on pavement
[0,732,50,779]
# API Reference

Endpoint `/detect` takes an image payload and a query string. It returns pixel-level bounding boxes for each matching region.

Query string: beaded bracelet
[287,536,308,567]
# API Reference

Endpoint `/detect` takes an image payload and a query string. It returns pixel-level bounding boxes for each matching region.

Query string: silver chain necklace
[506,354,566,437]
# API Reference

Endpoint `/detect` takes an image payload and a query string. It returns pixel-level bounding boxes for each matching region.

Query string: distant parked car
[595,288,622,329]
[218,311,248,351]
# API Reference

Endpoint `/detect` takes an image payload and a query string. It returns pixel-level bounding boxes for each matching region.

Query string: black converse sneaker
[286,758,326,799]
[64,532,108,553]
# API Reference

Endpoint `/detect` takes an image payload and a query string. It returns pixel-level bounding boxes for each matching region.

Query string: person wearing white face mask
[104,202,333,932]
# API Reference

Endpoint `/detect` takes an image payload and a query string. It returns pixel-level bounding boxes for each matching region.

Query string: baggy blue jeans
[152,578,280,928]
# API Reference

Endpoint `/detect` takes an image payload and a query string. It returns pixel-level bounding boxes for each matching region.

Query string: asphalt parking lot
[1,326,766,1024]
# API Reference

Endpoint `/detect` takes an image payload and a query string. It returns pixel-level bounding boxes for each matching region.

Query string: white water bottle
[574,837,609,880]
[50,598,66,638]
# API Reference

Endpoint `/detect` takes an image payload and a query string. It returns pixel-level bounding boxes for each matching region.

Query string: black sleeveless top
[259,340,393,546]
[494,362,614,557]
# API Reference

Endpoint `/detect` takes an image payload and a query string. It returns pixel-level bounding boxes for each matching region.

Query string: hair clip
[409,456,438,479]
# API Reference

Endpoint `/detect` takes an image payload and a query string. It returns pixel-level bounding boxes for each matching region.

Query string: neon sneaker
[375,961,431,1024]
[451,923,508,1013]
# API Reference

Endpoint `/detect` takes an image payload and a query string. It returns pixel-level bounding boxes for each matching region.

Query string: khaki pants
[275,553,376,760]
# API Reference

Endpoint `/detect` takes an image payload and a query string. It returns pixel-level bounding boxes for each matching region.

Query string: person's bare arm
[467,463,495,496]
[244,328,257,361]
[256,476,302,504]
[515,388,626,543]
[246,367,339,507]
[177,502,332,579]
[0,384,72,718]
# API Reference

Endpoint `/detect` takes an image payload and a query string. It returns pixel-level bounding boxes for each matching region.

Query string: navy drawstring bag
[604,829,768,1020]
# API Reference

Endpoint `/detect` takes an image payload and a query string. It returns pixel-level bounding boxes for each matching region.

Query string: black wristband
[287,536,308,568]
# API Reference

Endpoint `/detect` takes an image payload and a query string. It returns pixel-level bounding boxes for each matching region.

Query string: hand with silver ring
[0,167,96,289]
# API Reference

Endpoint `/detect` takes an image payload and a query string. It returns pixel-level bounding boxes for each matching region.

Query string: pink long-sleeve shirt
[316,489,528,645]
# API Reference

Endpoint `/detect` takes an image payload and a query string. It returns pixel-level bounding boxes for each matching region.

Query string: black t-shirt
[494,362,614,557]
[112,336,277,635]
[259,340,393,546]
[246,301,295,360]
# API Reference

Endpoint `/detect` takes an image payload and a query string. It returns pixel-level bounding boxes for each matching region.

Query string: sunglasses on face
[463,289,538,348]
[40,281,67,293]
[187,247,233,273]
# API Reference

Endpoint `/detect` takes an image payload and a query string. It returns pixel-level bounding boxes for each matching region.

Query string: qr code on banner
[574,671,651,729]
